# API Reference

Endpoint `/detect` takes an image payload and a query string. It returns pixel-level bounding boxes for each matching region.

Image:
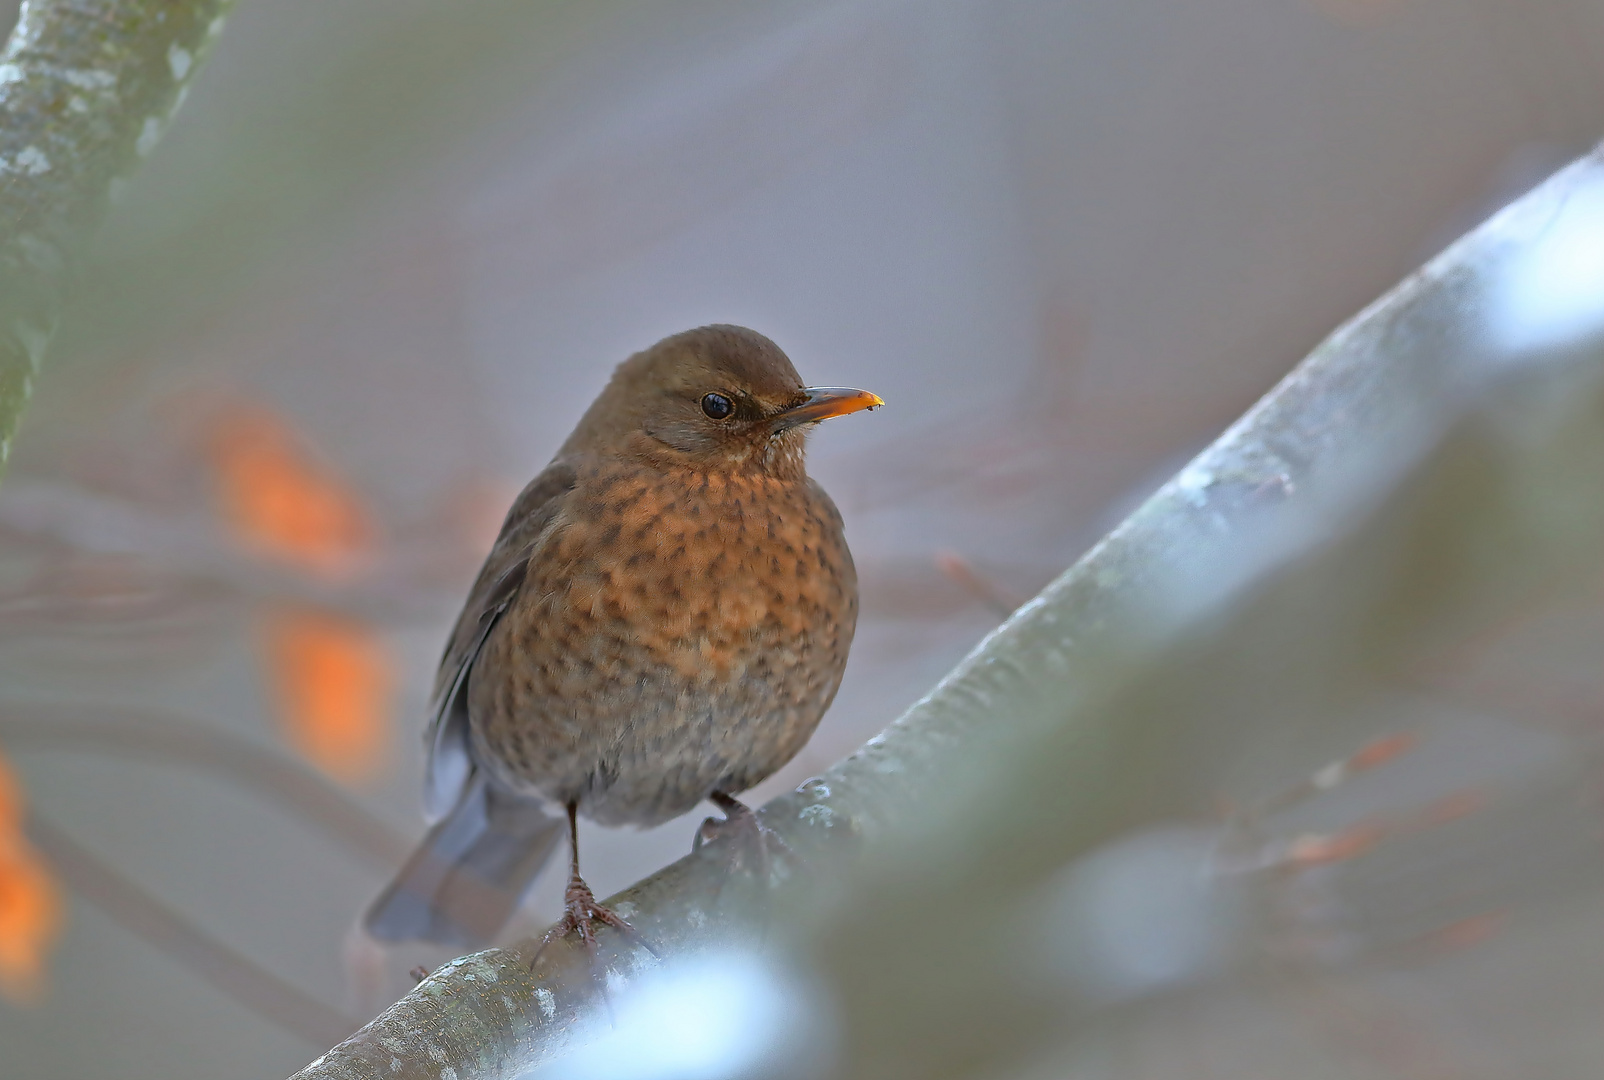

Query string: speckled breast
[467,461,857,827]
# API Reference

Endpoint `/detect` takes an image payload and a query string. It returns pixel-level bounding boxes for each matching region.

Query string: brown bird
[364,325,880,951]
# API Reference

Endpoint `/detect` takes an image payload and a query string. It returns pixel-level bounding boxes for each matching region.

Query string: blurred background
[0,0,1601,1076]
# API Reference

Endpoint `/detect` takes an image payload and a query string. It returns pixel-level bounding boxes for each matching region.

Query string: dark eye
[701,392,733,420]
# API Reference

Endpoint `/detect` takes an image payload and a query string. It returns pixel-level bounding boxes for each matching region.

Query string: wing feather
[421,461,576,821]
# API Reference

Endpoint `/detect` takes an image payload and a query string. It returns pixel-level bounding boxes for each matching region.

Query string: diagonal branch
[290,144,1604,1080]
[0,706,411,870]
[26,812,361,1049]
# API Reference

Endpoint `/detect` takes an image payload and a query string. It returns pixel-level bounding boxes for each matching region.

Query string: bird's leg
[693,791,799,888]
[528,804,657,980]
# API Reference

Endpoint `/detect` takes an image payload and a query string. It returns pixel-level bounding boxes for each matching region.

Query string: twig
[27,812,360,1048]
[0,707,411,869]
[933,549,1026,618]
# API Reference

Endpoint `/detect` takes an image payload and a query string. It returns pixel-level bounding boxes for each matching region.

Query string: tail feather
[364,778,564,948]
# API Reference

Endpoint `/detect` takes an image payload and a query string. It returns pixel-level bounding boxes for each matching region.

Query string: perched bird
[364,325,880,950]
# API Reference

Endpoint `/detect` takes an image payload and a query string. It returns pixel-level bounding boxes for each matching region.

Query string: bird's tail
[363,777,564,949]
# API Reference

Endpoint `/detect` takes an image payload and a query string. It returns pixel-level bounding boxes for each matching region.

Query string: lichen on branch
[0,0,236,467]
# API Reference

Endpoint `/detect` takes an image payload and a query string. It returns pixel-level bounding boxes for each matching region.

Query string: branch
[290,144,1604,1079]
[0,707,403,1044]
[0,0,235,467]
[26,813,360,1048]
[0,706,411,870]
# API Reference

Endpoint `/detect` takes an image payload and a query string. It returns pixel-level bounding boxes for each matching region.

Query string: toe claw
[528,875,657,979]
[692,815,722,851]
[696,793,803,900]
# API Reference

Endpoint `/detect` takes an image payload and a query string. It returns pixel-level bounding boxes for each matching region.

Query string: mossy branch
[0,0,235,466]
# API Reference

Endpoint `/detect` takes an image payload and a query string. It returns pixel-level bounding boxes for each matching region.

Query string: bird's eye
[701,392,734,420]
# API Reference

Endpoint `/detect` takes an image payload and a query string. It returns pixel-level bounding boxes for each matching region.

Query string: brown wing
[421,461,577,820]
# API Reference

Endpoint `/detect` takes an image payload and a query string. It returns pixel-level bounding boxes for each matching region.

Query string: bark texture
[0,0,235,463]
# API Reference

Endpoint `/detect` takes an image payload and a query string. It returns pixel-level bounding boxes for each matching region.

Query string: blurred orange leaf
[209,405,374,577]
[1348,732,1419,772]
[264,608,395,785]
[0,749,65,1004]
[1420,789,1488,827]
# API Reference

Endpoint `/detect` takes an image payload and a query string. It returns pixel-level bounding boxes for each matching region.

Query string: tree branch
[0,0,235,466]
[0,706,411,870]
[290,144,1604,1080]
[27,812,360,1048]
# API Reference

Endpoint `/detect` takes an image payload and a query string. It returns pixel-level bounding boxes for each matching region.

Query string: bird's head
[564,324,882,476]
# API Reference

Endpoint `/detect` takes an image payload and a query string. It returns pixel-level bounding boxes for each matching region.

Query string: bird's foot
[528,873,657,981]
[693,792,799,889]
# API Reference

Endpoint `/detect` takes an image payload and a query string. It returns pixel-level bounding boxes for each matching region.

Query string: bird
[363,324,880,953]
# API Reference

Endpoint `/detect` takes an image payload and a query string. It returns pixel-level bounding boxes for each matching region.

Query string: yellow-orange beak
[771,386,884,432]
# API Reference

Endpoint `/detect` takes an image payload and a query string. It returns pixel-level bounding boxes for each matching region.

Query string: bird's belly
[467,474,854,826]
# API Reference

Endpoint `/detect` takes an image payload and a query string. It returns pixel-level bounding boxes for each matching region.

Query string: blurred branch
[26,812,360,1048]
[0,0,233,467]
[0,707,410,869]
[1,706,404,1045]
[933,548,1027,618]
[0,478,470,626]
[290,144,1604,1080]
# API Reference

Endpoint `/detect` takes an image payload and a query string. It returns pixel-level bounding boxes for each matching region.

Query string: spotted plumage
[365,324,878,948]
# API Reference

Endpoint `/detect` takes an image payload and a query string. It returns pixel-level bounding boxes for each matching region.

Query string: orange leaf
[0,748,65,1004]
[0,849,64,1004]
[263,609,395,785]
[1422,789,1488,826]
[210,406,374,577]
[1349,732,1419,772]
